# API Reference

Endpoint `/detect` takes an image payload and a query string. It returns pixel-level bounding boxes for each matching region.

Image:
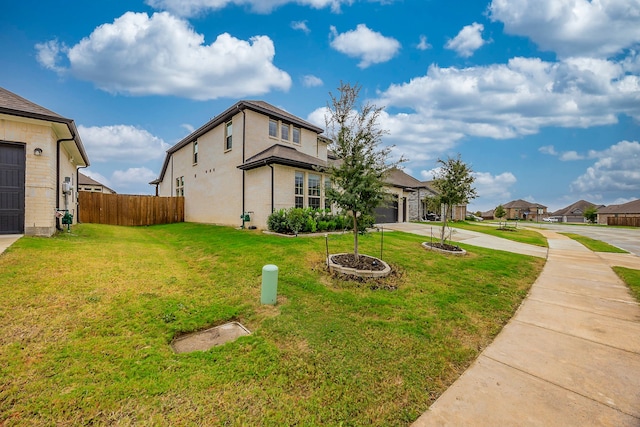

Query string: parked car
[465,214,483,221]
[543,216,560,222]
[424,213,440,221]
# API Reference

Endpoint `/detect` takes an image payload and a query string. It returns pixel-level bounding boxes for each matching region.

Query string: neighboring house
[78,172,116,194]
[151,100,330,228]
[374,168,437,223]
[0,87,89,236]
[551,200,603,223]
[480,209,495,220]
[501,199,548,221]
[596,199,640,225]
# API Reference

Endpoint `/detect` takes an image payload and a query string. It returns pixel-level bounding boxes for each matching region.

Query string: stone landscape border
[327,253,392,278]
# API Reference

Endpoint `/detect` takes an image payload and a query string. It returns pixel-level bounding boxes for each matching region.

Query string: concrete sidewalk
[0,234,22,255]
[381,222,548,258]
[411,229,640,426]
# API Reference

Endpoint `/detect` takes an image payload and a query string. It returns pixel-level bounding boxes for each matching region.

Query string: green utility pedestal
[261,264,278,305]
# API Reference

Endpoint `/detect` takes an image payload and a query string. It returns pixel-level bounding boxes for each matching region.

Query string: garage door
[0,143,25,234]
[374,199,398,223]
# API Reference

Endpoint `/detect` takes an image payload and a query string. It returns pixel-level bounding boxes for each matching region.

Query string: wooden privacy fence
[78,192,184,226]
[607,216,640,227]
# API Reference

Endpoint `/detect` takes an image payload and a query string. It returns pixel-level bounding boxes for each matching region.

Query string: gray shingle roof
[502,199,547,209]
[597,199,640,214]
[0,86,90,167]
[552,200,603,216]
[238,144,327,171]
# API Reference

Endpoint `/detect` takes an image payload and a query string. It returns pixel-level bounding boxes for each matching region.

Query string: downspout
[56,137,75,231]
[267,163,274,213]
[239,106,246,223]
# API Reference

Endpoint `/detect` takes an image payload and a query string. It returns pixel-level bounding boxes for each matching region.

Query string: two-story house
[152,100,421,229]
[152,101,336,228]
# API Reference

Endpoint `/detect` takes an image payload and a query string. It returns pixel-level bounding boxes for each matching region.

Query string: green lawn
[613,267,640,302]
[0,223,544,426]
[559,233,628,253]
[449,221,548,247]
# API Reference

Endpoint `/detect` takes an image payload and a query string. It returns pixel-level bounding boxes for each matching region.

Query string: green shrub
[267,209,288,233]
[266,208,354,234]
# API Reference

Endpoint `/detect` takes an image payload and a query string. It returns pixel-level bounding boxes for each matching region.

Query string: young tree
[583,206,598,224]
[431,155,477,245]
[324,82,403,260]
[494,204,506,228]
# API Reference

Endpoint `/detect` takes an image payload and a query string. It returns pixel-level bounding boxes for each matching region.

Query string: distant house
[501,199,548,221]
[551,200,604,223]
[0,87,90,236]
[596,199,640,225]
[78,172,116,194]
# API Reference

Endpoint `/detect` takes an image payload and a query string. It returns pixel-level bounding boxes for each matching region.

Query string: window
[324,177,331,209]
[225,121,233,151]
[193,140,198,164]
[176,176,184,196]
[269,119,278,138]
[281,123,289,141]
[308,173,320,209]
[294,172,304,208]
[292,127,300,144]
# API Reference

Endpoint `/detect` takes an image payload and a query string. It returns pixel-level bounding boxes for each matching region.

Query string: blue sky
[2,0,639,213]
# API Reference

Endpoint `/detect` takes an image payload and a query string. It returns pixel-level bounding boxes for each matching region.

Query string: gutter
[56,137,75,231]
[267,162,274,213]
[240,106,246,224]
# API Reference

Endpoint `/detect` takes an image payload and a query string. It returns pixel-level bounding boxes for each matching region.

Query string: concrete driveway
[534,223,640,255]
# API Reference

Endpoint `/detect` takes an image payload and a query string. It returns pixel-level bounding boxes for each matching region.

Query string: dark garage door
[0,142,25,234]
[374,199,398,223]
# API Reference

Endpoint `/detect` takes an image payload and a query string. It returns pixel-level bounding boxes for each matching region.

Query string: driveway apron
[408,228,640,426]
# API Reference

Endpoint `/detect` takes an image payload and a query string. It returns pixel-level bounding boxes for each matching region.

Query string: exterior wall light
[34,147,43,156]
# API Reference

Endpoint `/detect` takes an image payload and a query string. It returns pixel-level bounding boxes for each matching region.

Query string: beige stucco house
[151,100,424,229]
[0,87,89,236]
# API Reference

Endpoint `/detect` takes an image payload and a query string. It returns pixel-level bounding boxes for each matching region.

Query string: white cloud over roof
[146,0,353,16]
[489,0,640,58]
[329,24,401,68]
[36,12,291,100]
[78,124,169,163]
[571,140,640,192]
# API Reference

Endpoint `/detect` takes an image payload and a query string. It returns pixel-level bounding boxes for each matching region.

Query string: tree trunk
[352,210,359,260]
[440,204,451,245]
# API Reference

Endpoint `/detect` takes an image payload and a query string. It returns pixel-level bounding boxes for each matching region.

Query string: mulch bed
[424,242,464,252]
[330,254,386,271]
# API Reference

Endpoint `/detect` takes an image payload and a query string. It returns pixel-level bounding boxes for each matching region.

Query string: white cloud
[181,123,195,133]
[571,140,640,193]
[445,22,487,58]
[302,74,323,87]
[559,150,584,161]
[417,35,431,51]
[111,167,158,192]
[375,56,640,147]
[78,124,169,163]
[34,39,67,73]
[489,0,640,58]
[291,20,311,34]
[539,145,558,155]
[36,12,291,100]
[329,24,401,68]
[473,171,517,200]
[146,0,353,16]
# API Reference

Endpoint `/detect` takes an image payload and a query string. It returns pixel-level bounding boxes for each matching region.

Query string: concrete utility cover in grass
[171,322,251,353]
